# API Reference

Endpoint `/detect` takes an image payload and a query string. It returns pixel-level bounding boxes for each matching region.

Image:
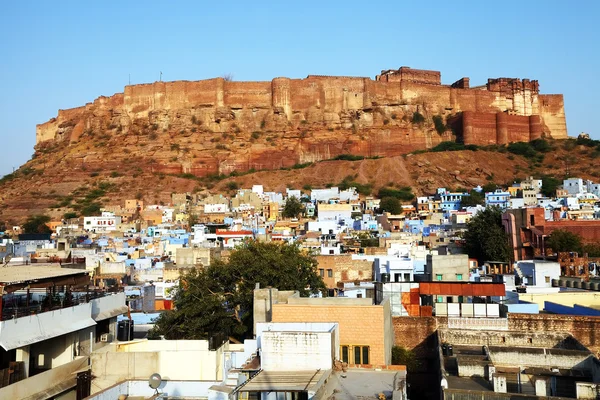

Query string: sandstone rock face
[35,67,567,177]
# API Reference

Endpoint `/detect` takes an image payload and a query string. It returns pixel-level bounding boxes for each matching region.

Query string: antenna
[148,373,162,395]
[160,71,163,82]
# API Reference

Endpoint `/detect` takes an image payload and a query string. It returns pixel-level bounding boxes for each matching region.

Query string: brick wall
[315,255,373,289]
[271,302,387,365]
[509,314,600,352]
[392,316,438,351]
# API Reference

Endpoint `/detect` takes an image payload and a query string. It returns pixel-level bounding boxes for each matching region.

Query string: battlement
[487,77,540,93]
[376,66,441,85]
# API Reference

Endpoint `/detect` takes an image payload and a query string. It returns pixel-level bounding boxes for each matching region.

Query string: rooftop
[0,264,88,285]
[238,370,329,393]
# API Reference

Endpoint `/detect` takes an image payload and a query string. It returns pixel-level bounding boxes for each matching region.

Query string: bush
[412,112,425,124]
[63,212,78,220]
[377,187,414,202]
[433,115,446,134]
[507,142,539,159]
[332,154,365,161]
[251,132,260,140]
[226,181,239,191]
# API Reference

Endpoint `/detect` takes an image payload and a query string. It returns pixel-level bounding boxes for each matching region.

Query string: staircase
[514,264,525,285]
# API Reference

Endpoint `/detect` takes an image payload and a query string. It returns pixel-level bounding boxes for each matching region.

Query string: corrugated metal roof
[239,370,329,392]
[419,282,505,296]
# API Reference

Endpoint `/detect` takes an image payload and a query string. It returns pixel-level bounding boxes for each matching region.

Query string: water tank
[381,273,390,283]
[117,320,134,341]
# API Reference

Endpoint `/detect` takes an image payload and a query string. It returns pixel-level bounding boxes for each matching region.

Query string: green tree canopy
[149,240,325,340]
[462,207,510,263]
[460,190,484,207]
[22,215,52,234]
[547,229,583,253]
[282,196,304,218]
[379,197,402,214]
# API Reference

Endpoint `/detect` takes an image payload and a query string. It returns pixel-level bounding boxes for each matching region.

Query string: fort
[35,66,567,175]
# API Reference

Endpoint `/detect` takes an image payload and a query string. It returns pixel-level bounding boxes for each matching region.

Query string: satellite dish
[149,373,162,389]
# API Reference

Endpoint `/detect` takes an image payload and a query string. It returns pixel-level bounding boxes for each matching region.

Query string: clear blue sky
[1,1,598,176]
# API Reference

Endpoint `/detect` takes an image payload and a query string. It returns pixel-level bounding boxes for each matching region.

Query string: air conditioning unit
[100,333,110,342]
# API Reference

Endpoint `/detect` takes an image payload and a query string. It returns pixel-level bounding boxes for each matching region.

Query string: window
[404,273,410,282]
[456,274,463,281]
[437,295,444,303]
[341,346,349,363]
[327,269,333,278]
[319,269,324,277]
[394,273,401,282]
[545,276,550,283]
[341,345,369,364]
[354,346,369,365]
[357,293,362,298]
[436,274,443,281]
[329,250,334,255]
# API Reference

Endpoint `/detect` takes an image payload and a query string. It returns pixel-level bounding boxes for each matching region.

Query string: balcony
[0,292,126,352]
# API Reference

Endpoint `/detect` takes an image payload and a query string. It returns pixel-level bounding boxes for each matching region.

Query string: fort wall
[35,67,569,155]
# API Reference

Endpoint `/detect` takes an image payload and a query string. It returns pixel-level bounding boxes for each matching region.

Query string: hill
[0,137,598,226]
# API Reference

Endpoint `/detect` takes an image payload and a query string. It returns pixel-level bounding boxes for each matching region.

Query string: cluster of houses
[0,177,600,399]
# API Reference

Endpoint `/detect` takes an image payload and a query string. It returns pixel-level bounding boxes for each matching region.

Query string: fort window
[501,336,506,343]
[327,269,333,278]
[319,269,324,277]
[528,338,533,344]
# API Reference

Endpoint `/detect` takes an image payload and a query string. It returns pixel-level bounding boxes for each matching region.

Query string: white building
[0,265,126,399]
[515,260,561,289]
[563,178,585,195]
[84,212,122,232]
[204,203,230,213]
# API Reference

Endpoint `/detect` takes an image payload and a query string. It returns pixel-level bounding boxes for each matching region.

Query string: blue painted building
[438,189,470,211]
[485,189,511,209]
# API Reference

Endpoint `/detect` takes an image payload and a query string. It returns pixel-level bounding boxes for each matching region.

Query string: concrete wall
[87,380,217,400]
[90,340,223,393]
[0,357,88,399]
[517,291,600,308]
[260,330,334,371]
[426,254,469,281]
[0,302,95,352]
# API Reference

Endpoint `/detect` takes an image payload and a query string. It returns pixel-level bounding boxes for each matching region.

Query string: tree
[63,212,78,220]
[379,197,402,214]
[460,190,484,207]
[282,196,304,218]
[462,207,510,263]
[149,241,325,340]
[22,215,52,234]
[541,175,560,197]
[547,229,583,253]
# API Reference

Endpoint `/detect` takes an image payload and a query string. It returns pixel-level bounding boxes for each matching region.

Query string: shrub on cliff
[433,115,446,134]
[412,112,425,124]
[378,186,414,202]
